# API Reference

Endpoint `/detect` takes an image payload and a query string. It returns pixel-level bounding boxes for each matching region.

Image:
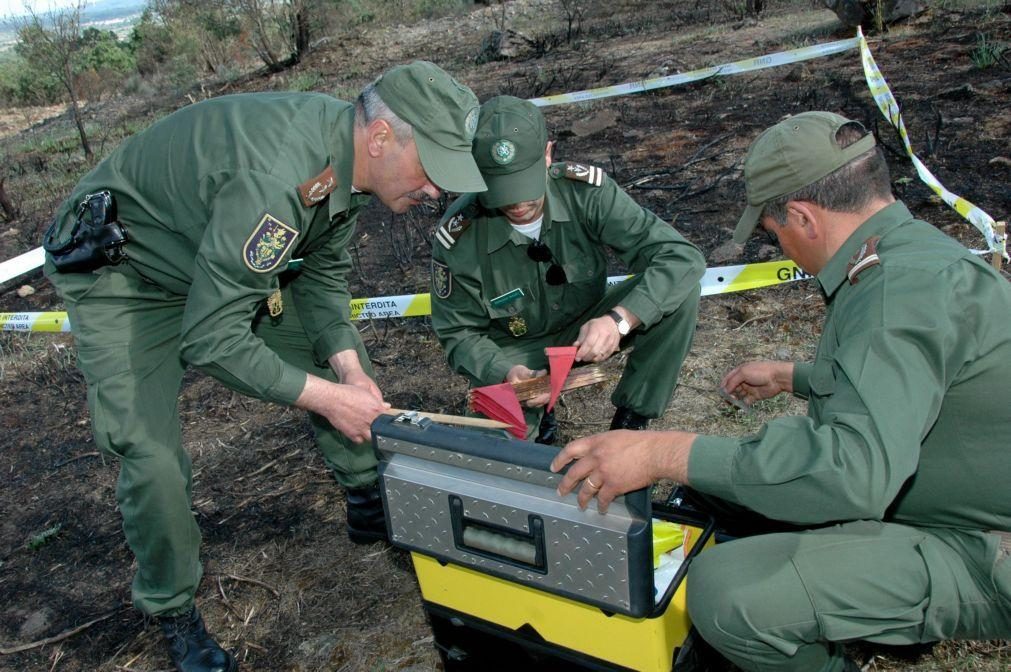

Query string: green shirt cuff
[486,359,514,386]
[271,365,308,406]
[792,362,813,399]
[686,434,741,502]
[313,324,359,365]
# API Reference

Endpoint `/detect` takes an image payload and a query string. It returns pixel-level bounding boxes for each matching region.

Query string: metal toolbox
[373,412,654,617]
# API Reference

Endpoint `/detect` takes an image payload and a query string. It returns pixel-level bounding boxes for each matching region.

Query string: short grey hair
[762,122,892,225]
[354,82,414,146]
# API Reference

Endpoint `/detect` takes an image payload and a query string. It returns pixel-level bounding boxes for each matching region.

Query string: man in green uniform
[42,61,485,672]
[552,111,1011,671]
[431,96,704,441]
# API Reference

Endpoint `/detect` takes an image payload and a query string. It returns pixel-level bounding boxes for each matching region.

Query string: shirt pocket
[486,289,541,337]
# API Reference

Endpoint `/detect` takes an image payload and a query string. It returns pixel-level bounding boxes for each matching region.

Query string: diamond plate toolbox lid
[373,413,653,617]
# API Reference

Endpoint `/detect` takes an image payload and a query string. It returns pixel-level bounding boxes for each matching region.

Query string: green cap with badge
[473,96,548,209]
[733,111,877,243]
[374,60,486,194]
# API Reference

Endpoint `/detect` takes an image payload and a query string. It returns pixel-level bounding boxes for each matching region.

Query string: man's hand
[344,367,385,404]
[506,364,549,407]
[573,316,622,363]
[296,373,390,444]
[720,360,795,406]
[550,430,695,513]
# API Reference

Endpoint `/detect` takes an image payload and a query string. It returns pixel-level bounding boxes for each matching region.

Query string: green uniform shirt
[690,202,1011,533]
[50,92,371,406]
[431,162,705,385]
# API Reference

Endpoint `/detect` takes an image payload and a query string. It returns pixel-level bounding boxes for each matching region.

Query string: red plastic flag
[545,346,577,412]
[470,382,526,438]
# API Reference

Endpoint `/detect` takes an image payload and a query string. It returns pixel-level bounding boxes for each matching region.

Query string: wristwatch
[607,309,632,336]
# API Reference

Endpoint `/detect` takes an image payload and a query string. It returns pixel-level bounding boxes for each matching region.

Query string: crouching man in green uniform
[431,96,704,441]
[552,111,1011,671]
[42,61,485,672]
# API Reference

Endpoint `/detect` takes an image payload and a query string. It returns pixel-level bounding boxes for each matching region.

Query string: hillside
[0,1,1008,671]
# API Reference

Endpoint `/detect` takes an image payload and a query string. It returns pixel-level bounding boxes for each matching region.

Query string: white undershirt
[511,215,544,241]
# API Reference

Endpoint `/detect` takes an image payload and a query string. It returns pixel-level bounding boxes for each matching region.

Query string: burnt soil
[1,1,1009,671]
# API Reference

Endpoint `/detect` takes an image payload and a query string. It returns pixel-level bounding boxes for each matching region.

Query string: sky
[0,1,106,19]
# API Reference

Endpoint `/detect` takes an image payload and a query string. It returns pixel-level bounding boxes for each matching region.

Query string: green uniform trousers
[488,276,700,438]
[49,263,378,616]
[686,520,1011,671]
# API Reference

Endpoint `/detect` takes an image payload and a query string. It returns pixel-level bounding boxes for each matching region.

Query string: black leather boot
[609,407,650,431]
[535,409,559,445]
[158,607,237,672]
[346,481,389,544]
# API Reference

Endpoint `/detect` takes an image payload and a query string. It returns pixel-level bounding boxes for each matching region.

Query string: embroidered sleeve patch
[297,165,337,207]
[243,213,299,273]
[432,258,453,299]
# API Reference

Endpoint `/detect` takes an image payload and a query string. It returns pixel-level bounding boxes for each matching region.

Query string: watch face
[618,320,630,336]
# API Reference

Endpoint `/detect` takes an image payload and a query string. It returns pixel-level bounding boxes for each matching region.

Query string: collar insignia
[297,165,338,207]
[556,162,604,187]
[435,213,472,250]
[846,235,881,285]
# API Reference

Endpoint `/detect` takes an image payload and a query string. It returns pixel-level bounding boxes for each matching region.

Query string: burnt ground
[1,1,1009,670]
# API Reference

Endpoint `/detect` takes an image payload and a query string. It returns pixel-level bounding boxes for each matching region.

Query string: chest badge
[508,315,528,337]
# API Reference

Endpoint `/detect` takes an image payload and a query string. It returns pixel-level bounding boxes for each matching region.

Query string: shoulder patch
[244,213,299,273]
[550,161,604,187]
[431,258,452,299]
[846,235,881,285]
[435,213,472,250]
[297,165,338,207]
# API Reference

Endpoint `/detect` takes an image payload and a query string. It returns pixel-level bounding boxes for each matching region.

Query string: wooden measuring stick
[384,408,512,430]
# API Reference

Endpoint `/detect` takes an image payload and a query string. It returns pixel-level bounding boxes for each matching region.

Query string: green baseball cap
[374,61,486,194]
[733,111,877,243]
[473,96,548,209]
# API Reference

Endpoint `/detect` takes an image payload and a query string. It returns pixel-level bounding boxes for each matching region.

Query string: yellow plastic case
[413,505,716,671]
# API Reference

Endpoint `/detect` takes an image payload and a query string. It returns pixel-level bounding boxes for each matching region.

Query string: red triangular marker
[471,382,526,438]
[545,346,577,411]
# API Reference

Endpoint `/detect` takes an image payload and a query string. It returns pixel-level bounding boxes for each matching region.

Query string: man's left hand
[573,316,621,363]
[550,430,696,512]
[344,368,385,404]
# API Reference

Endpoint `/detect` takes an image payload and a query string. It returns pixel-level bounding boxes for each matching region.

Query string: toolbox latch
[393,410,432,429]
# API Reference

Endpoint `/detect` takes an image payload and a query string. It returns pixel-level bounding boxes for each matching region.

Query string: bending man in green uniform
[552,111,1011,671]
[431,96,705,442]
[42,61,485,672]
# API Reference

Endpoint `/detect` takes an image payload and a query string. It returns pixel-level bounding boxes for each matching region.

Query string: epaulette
[549,161,604,187]
[846,235,881,285]
[297,165,338,207]
[435,211,472,250]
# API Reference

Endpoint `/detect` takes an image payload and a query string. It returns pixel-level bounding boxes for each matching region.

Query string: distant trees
[0,0,472,120]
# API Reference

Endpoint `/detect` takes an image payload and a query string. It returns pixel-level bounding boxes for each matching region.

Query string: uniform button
[586,269,593,277]
[552,303,560,310]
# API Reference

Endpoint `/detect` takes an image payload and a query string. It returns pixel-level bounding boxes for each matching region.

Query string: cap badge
[492,139,516,165]
[465,107,479,141]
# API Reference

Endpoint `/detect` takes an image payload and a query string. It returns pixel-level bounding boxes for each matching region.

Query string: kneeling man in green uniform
[552,111,1011,671]
[431,96,705,442]
[43,61,485,672]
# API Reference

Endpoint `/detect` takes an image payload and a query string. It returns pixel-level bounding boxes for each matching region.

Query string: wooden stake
[467,364,611,409]
[992,221,1006,273]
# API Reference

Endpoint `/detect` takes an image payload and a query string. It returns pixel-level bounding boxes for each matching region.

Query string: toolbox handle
[449,495,547,573]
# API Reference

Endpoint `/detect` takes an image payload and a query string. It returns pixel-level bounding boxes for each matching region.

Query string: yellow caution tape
[858,28,1006,260]
[3,260,813,332]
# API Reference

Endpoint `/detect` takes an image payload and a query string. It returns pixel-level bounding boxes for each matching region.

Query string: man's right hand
[295,374,390,444]
[506,364,549,407]
[720,360,794,406]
